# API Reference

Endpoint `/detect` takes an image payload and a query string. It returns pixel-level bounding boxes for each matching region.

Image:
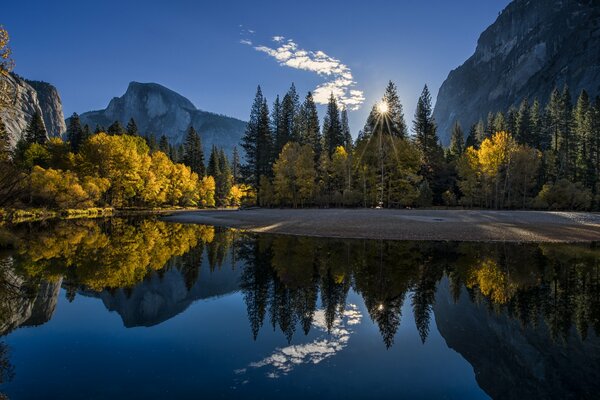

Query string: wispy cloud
[242,35,365,110]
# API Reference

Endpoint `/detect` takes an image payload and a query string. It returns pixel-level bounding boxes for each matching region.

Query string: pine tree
[241,86,272,186]
[182,126,205,176]
[413,85,442,168]
[531,99,544,149]
[207,145,220,178]
[0,115,10,162]
[516,98,532,145]
[506,106,518,136]
[382,81,408,138]
[82,124,91,144]
[298,91,321,158]
[492,112,506,135]
[159,135,169,155]
[322,93,343,156]
[24,110,47,144]
[126,118,139,135]
[449,121,464,158]
[107,120,125,135]
[574,90,592,185]
[271,95,284,160]
[283,83,300,143]
[94,124,104,134]
[66,112,83,152]
[340,108,352,150]
[465,124,478,149]
[232,146,241,184]
[218,148,232,205]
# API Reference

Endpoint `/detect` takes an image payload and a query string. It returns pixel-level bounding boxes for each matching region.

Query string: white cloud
[240,39,253,46]
[234,304,362,381]
[242,35,364,110]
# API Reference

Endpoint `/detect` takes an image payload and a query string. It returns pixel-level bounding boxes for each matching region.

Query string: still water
[0,218,598,399]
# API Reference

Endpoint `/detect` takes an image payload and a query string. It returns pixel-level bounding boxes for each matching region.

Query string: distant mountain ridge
[76,81,247,156]
[433,0,600,144]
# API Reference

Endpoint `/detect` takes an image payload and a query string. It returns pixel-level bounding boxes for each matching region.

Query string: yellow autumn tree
[273,142,316,207]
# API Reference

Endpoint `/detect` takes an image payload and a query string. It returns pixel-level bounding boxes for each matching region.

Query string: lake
[0,217,598,399]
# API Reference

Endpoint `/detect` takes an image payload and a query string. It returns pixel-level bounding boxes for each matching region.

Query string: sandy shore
[163,208,600,242]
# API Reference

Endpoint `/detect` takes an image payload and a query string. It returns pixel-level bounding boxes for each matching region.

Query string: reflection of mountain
[434,278,600,400]
[0,258,61,336]
[86,264,241,328]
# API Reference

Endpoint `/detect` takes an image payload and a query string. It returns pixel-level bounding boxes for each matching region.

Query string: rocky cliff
[76,82,247,156]
[433,0,600,144]
[0,74,66,146]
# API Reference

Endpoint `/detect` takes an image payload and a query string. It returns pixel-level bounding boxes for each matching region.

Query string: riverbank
[163,208,600,242]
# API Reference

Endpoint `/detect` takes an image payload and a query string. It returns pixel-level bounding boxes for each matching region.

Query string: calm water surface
[0,218,598,399]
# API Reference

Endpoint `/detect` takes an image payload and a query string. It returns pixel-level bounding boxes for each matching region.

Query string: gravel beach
[163,208,600,242]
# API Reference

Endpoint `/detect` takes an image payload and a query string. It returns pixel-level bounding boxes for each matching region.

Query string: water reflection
[0,218,599,398]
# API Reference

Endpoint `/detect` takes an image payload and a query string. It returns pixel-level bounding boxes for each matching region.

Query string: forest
[241,82,600,210]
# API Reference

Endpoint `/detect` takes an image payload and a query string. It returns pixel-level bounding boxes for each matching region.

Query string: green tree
[182,126,205,176]
[126,118,139,136]
[107,120,125,135]
[322,93,343,156]
[340,108,352,150]
[449,121,464,159]
[241,86,272,187]
[382,80,408,138]
[297,91,321,157]
[159,135,169,155]
[66,112,83,152]
[24,111,47,144]
[516,98,532,145]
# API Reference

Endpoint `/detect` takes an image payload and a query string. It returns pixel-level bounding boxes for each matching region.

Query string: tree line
[240,82,600,210]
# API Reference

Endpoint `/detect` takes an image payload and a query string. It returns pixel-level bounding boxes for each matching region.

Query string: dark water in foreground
[0,218,599,399]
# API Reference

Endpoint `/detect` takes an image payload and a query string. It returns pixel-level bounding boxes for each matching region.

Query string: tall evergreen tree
[382,80,408,138]
[159,135,169,155]
[271,95,284,161]
[24,110,46,144]
[82,124,91,144]
[449,121,464,158]
[182,126,205,176]
[298,91,321,157]
[506,106,518,135]
[340,108,352,150]
[126,118,139,135]
[574,90,592,184]
[107,120,125,135]
[241,86,273,186]
[516,98,532,145]
[531,99,544,149]
[413,85,442,168]
[66,112,83,152]
[322,93,343,156]
[94,124,104,134]
[207,145,220,178]
[232,146,241,184]
[465,123,478,149]
[218,148,233,205]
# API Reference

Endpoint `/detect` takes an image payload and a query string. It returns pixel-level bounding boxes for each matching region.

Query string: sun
[377,100,389,114]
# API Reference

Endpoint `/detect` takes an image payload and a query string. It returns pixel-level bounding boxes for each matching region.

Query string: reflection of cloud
[242,35,365,110]
[236,304,362,380]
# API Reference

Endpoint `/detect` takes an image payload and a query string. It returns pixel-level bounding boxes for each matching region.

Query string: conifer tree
[232,146,241,184]
[241,86,272,186]
[322,93,343,156]
[24,110,47,144]
[449,121,464,158]
[340,108,352,150]
[574,90,592,184]
[107,120,125,135]
[465,124,478,149]
[298,91,321,158]
[506,106,518,135]
[218,148,232,205]
[516,98,532,146]
[531,99,544,149]
[413,85,442,168]
[282,83,300,143]
[94,124,104,134]
[207,145,220,179]
[82,124,91,144]
[183,126,205,176]
[382,80,408,138]
[159,135,169,155]
[66,112,83,152]
[271,95,284,161]
[126,118,139,135]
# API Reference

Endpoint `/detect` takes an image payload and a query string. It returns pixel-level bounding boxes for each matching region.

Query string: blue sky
[3,0,510,136]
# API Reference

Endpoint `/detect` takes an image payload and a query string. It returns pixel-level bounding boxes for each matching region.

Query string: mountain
[433,0,600,144]
[0,73,66,146]
[86,261,241,328]
[76,82,247,156]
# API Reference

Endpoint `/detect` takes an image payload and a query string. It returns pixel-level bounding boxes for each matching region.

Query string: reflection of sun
[377,100,389,114]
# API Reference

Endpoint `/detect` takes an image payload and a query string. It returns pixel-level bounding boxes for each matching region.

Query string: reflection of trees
[10,219,216,291]
[237,236,600,347]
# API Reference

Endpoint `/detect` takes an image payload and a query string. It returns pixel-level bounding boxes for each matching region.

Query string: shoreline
[162,208,600,243]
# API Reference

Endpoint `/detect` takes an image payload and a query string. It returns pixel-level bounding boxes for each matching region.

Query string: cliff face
[433,0,600,144]
[77,82,247,156]
[0,74,65,146]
